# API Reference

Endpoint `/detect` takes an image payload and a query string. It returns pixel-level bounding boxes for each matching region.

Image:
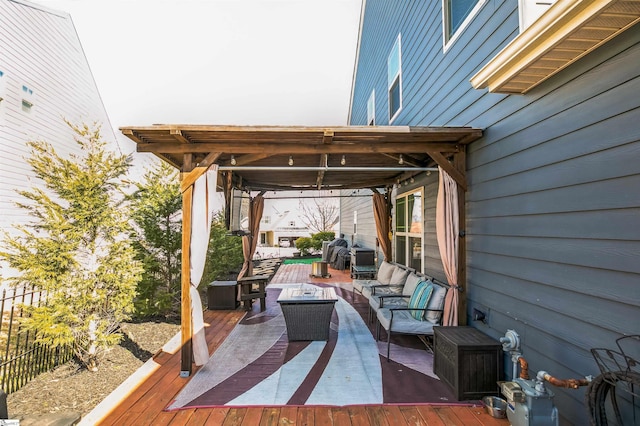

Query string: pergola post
[180,154,195,377]
[454,148,467,326]
[180,183,193,376]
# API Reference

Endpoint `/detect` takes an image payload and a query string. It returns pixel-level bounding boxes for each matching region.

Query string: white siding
[0,0,118,277]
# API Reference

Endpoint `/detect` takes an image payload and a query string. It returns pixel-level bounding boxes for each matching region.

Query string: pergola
[120,124,483,375]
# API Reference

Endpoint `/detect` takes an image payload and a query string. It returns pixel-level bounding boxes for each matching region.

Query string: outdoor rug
[167,282,459,410]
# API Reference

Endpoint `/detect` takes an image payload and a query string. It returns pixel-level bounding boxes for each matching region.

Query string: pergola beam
[138,142,462,155]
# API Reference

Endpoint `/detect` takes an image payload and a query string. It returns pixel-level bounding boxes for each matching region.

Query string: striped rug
[167,283,460,410]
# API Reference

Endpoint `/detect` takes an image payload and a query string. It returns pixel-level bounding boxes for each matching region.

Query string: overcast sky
[35,0,362,154]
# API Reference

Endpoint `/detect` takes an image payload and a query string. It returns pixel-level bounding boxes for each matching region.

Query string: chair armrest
[377,294,406,308]
[371,284,401,295]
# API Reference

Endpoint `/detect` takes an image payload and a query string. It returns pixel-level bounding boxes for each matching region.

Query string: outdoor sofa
[352,260,450,360]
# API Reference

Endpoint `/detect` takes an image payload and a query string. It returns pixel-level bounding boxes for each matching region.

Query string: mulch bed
[6,320,180,419]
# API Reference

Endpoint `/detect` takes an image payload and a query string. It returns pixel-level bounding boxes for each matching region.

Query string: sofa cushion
[369,294,409,312]
[389,266,410,286]
[408,281,433,320]
[352,279,378,295]
[426,283,448,324]
[377,308,436,334]
[402,273,422,297]
[376,261,395,284]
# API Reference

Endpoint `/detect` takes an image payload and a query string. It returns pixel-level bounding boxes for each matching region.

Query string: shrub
[295,237,314,256]
[310,231,335,251]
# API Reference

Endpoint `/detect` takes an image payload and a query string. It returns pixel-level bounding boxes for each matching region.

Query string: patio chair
[376,280,449,360]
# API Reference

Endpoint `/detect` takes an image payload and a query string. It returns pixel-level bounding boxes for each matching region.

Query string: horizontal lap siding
[464,23,640,426]
[0,1,116,273]
[339,190,377,253]
[351,1,640,424]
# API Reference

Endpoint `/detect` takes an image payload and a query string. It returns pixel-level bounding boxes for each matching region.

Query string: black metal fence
[0,284,73,393]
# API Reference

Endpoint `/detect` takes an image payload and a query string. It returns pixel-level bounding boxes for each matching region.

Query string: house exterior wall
[338,189,379,254]
[0,0,118,277]
[348,1,640,424]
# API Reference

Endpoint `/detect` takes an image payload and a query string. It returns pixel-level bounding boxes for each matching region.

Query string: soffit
[120,125,482,191]
[470,0,640,94]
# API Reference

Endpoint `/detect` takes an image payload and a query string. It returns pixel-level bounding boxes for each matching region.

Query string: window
[443,0,486,49]
[367,90,375,125]
[387,34,402,122]
[519,0,557,32]
[21,84,35,114]
[395,189,423,272]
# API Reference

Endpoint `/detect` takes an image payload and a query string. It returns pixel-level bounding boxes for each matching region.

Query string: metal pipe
[218,166,439,172]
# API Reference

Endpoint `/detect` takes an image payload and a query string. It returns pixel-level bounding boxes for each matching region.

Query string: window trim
[519,0,557,32]
[442,0,487,52]
[394,187,424,273]
[387,34,402,123]
[367,89,375,125]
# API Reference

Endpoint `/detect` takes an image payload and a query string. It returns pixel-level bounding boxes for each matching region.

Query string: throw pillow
[376,261,395,284]
[426,284,448,324]
[389,267,410,285]
[402,273,422,297]
[408,281,433,321]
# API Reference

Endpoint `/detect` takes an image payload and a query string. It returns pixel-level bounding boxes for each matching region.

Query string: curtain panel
[436,167,460,327]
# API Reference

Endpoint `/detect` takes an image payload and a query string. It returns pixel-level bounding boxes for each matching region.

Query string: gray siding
[339,190,378,253]
[0,0,117,274]
[350,1,640,424]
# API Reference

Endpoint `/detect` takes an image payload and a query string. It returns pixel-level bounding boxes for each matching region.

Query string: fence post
[0,388,7,419]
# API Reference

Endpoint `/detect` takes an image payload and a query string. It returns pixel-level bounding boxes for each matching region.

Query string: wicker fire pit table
[277,286,338,341]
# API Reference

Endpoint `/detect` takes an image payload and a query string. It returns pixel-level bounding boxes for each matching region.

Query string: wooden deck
[95,263,508,425]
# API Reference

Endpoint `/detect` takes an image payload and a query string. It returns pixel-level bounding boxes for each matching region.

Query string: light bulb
[230,155,236,165]
[340,155,346,166]
[288,156,294,166]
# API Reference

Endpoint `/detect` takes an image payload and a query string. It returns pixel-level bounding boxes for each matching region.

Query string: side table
[237,275,269,311]
[351,264,377,279]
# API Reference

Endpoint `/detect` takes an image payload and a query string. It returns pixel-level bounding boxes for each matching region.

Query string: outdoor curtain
[189,166,220,365]
[372,192,392,262]
[237,194,265,280]
[436,166,460,327]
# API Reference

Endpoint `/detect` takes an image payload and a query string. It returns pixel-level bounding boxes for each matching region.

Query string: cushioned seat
[376,281,449,360]
[368,272,423,322]
[353,261,410,299]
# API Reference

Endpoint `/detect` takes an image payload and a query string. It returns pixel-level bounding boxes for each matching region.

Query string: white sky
[34,0,362,155]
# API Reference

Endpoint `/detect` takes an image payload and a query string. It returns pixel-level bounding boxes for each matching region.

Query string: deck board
[96,263,508,425]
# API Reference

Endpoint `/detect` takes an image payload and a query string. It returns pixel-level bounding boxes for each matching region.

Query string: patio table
[277,287,338,341]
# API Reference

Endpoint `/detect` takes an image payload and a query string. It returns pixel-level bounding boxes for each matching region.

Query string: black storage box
[350,247,375,267]
[207,281,238,310]
[434,326,503,400]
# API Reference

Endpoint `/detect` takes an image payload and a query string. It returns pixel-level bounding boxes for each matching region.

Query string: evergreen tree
[0,122,141,371]
[129,161,182,318]
[201,211,244,285]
